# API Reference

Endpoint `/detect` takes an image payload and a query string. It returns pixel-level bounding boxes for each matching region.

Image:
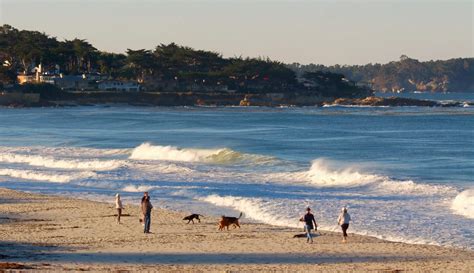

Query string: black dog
[183,214,203,224]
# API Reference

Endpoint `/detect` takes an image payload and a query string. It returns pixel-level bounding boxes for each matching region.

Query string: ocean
[0,93,473,250]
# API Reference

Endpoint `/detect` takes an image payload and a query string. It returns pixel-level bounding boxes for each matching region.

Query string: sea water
[0,94,473,249]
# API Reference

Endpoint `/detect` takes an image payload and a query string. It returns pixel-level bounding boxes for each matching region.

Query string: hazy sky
[1,0,472,65]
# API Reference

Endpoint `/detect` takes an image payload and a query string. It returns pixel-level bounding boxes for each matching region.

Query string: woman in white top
[115,193,124,224]
[337,207,351,242]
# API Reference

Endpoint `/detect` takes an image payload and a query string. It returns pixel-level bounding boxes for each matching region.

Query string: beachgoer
[141,195,153,234]
[337,207,351,242]
[115,193,124,224]
[300,207,317,243]
[140,192,149,224]
[141,191,149,203]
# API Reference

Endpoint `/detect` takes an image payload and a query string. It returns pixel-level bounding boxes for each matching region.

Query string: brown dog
[218,212,243,231]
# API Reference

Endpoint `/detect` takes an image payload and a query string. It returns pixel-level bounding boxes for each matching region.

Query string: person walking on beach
[300,207,317,243]
[115,193,124,224]
[141,193,153,234]
[337,207,351,243]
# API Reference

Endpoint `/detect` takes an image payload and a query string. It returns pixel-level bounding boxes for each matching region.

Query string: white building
[98,80,140,92]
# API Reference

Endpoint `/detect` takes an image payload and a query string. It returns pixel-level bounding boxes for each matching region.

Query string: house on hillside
[98,80,140,92]
[54,75,90,90]
[18,72,60,85]
[17,74,37,84]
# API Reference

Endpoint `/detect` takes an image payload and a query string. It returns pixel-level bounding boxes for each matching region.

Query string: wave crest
[272,159,454,195]
[122,185,158,193]
[302,159,378,187]
[129,143,274,164]
[0,153,123,171]
[451,189,474,219]
[0,168,95,183]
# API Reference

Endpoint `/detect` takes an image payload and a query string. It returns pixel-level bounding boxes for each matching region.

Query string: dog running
[218,212,243,231]
[182,214,203,224]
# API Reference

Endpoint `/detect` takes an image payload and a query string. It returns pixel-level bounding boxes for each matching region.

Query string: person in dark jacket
[141,194,153,234]
[300,207,317,243]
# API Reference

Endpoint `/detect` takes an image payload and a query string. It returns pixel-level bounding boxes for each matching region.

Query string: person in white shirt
[115,193,124,224]
[337,207,351,242]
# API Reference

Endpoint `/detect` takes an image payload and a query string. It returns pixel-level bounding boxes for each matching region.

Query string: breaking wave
[122,185,159,193]
[129,143,274,164]
[272,159,454,195]
[451,189,474,219]
[132,162,194,174]
[0,168,96,183]
[0,153,123,171]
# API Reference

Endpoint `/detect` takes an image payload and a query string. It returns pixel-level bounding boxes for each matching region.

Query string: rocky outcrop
[329,96,466,107]
[5,91,471,108]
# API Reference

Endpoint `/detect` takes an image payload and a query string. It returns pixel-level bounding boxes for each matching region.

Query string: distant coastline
[1,90,472,108]
[2,24,473,109]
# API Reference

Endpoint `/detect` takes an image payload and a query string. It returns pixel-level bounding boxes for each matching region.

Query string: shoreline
[1,187,473,271]
[1,91,473,108]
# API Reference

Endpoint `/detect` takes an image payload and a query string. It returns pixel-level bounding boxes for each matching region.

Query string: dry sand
[0,187,473,272]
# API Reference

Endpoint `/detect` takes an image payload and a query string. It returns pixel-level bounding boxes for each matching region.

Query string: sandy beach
[0,187,472,272]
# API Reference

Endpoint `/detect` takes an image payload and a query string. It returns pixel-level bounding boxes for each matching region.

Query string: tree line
[0,25,294,89]
[0,24,370,97]
[288,55,474,92]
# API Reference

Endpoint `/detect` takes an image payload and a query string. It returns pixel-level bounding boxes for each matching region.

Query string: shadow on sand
[12,251,422,265]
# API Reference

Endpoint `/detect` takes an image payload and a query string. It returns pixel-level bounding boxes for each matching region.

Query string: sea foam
[122,184,159,193]
[199,193,444,248]
[0,168,95,183]
[200,194,300,228]
[0,153,123,171]
[451,189,474,219]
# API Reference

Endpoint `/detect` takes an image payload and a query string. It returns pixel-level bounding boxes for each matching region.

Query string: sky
[0,0,472,65]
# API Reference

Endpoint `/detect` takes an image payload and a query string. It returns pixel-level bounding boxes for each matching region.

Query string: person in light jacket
[115,193,124,224]
[337,207,351,242]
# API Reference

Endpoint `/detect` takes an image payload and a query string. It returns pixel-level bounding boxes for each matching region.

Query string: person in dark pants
[337,207,351,242]
[140,192,149,224]
[299,207,317,243]
[141,195,153,234]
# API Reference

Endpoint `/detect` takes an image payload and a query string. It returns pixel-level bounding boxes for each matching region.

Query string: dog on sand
[182,214,203,224]
[218,212,243,231]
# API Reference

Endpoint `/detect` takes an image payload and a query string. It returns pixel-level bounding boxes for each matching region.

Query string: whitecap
[451,189,474,219]
[0,168,96,183]
[129,142,274,164]
[0,152,123,171]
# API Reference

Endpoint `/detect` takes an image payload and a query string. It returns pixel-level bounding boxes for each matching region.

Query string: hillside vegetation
[0,24,369,98]
[289,55,474,93]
